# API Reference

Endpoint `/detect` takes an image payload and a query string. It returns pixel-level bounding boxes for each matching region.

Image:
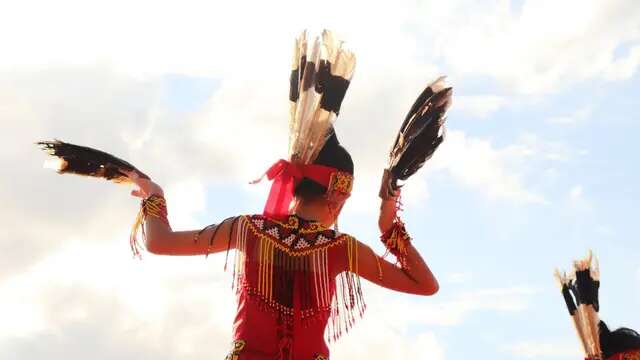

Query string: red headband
[253,159,353,220]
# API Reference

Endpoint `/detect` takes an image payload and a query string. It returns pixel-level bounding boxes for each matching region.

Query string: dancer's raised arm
[356,239,439,296]
[127,171,236,256]
[356,192,438,295]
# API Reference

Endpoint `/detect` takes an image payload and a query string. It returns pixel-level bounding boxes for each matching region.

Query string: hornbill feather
[36,139,148,183]
[383,77,453,197]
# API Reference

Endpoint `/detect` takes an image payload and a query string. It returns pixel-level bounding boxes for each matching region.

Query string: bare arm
[357,240,439,296]
[128,171,236,256]
[142,216,236,256]
[354,188,439,296]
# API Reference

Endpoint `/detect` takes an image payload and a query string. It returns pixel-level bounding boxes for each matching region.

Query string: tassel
[129,195,168,258]
[380,217,411,269]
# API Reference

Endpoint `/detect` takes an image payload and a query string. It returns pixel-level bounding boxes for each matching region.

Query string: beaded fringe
[231,216,365,343]
[130,195,168,258]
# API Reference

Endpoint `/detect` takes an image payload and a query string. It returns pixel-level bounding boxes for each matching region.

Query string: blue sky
[1,0,639,359]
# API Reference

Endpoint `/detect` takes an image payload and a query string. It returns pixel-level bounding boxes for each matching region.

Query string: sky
[1,0,639,359]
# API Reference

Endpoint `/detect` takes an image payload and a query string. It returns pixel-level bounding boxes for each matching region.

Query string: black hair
[600,321,640,358]
[294,127,353,199]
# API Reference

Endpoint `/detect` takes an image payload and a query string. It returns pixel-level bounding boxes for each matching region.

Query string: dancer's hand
[124,170,164,198]
[378,169,396,200]
[378,170,400,233]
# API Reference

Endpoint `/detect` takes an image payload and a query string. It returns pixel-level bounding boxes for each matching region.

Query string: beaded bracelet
[380,217,411,270]
[130,194,168,257]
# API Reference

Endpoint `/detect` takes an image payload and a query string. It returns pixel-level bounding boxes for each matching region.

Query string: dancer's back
[227,214,362,360]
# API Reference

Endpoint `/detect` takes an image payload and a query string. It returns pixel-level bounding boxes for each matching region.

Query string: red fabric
[231,281,332,359]
[605,350,640,360]
[229,216,350,359]
[259,159,338,220]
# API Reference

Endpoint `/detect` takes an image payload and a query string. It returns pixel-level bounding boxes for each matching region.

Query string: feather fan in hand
[36,140,148,183]
[382,76,452,198]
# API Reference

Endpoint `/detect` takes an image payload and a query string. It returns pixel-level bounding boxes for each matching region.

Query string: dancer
[555,252,640,360]
[39,30,451,359]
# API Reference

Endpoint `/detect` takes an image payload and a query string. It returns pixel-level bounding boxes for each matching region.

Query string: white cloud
[596,225,614,236]
[570,185,584,199]
[412,286,538,326]
[0,0,423,78]
[331,283,536,358]
[415,0,640,94]
[455,95,507,119]
[546,106,593,126]
[3,0,638,94]
[568,184,593,214]
[501,340,582,358]
[332,322,445,359]
[430,130,546,204]
[164,178,207,229]
[445,272,474,284]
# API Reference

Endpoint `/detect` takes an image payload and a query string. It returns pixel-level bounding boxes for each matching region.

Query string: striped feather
[37,139,148,183]
[556,252,603,359]
[383,77,453,197]
[288,30,355,165]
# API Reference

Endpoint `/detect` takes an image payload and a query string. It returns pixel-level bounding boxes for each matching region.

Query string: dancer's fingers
[131,189,144,198]
[123,169,142,184]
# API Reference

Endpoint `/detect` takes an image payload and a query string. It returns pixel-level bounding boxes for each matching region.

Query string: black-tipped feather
[37,140,148,183]
[384,77,453,195]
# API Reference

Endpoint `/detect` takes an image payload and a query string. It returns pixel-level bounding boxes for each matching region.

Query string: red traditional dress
[224,214,365,360]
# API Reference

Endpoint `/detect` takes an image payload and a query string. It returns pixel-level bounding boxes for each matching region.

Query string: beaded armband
[380,218,411,270]
[130,194,168,257]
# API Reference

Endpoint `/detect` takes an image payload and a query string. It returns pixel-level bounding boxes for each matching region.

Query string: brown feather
[36,139,148,183]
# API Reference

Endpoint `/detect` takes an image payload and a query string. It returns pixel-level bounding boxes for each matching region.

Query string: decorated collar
[244,214,348,256]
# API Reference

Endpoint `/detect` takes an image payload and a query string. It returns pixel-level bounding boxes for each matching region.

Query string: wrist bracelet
[130,194,168,257]
[380,218,411,270]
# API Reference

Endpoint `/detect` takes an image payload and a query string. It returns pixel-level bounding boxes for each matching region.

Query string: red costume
[225,214,364,360]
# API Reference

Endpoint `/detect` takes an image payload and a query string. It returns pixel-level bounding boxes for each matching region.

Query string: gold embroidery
[243,215,350,256]
[225,340,246,360]
[327,171,353,200]
[267,216,328,234]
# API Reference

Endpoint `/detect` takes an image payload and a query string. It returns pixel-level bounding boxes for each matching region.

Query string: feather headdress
[555,251,602,359]
[287,29,355,165]
[252,30,356,220]
[381,76,452,198]
[37,140,148,182]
